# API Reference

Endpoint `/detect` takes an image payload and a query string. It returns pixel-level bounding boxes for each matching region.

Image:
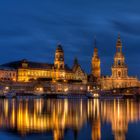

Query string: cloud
[0,0,140,77]
[111,14,140,37]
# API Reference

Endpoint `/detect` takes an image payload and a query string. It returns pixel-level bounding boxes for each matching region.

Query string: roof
[72,59,85,74]
[56,44,63,52]
[1,59,54,70]
[1,59,72,72]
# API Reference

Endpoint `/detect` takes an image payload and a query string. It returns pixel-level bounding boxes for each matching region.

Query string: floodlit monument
[0,34,139,93]
[92,47,101,79]
[88,39,101,90]
[0,44,87,84]
[101,34,139,90]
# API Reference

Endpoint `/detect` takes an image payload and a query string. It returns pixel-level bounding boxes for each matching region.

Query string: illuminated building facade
[0,66,17,82]
[88,39,101,90]
[101,34,139,90]
[1,44,87,84]
[92,44,101,79]
[54,44,65,70]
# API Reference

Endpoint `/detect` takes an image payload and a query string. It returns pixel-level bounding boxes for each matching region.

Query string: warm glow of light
[64,88,68,92]
[0,98,139,140]
[5,86,9,90]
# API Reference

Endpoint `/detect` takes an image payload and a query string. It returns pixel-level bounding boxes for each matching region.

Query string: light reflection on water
[0,98,140,140]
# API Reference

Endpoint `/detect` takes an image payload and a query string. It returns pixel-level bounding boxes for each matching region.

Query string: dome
[56,44,63,52]
[22,59,28,63]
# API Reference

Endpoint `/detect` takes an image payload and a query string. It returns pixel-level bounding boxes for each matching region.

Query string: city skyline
[0,0,140,78]
[0,1,140,140]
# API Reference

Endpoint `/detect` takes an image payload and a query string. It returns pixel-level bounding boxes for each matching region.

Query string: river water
[0,98,139,140]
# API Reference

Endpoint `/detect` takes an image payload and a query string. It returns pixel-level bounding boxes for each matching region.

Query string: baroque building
[101,34,139,90]
[0,44,87,84]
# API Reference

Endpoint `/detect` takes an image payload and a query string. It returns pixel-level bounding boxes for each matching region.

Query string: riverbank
[1,91,140,99]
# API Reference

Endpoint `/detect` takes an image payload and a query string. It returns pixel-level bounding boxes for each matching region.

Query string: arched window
[60,64,63,69]
[55,64,58,69]
[118,71,121,77]
[60,55,63,61]
[118,60,121,65]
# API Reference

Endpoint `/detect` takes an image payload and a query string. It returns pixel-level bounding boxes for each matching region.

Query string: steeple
[93,36,98,57]
[54,43,65,69]
[111,34,128,79]
[72,57,79,72]
[74,57,79,66]
[91,37,101,78]
[116,33,122,53]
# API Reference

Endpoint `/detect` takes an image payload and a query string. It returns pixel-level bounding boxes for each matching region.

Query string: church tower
[54,44,65,69]
[91,39,101,78]
[111,34,128,78]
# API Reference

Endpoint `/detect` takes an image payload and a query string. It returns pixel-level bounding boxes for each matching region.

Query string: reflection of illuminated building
[101,99,140,140]
[0,99,88,139]
[89,99,101,140]
[91,118,101,140]
[0,99,139,140]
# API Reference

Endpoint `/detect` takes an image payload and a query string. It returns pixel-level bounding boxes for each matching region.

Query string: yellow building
[101,34,139,90]
[1,44,87,84]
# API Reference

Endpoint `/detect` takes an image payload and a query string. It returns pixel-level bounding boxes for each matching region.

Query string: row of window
[19,74,81,81]
[19,71,52,77]
[0,72,16,77]
[103,82,137,89]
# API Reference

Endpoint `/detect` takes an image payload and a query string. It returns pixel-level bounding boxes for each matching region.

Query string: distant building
[91,42,101,79]
[88,39,101,90]
[101,34,139,90]
[0,66,17,82]
[54,44,65,70]
[1,44,87,84]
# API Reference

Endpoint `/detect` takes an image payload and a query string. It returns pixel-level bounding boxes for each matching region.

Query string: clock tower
[54,44,65,69]
[91,39,101,78]
[111,34,128,78]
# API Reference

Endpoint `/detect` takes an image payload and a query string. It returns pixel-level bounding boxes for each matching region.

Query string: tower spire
[116,33,122,53]
[118,32,121,39]
[54,44,64,70]
[93,36,98,57]
[112,34,127,78]
[74,57,78,66]
[91,36,101,78]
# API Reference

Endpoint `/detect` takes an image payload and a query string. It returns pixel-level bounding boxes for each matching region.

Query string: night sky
[0,0,140,77]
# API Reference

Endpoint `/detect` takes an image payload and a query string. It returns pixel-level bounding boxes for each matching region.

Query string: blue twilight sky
[0,0,140,77]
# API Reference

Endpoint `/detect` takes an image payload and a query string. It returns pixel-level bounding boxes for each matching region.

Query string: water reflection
[0,98,140,140]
